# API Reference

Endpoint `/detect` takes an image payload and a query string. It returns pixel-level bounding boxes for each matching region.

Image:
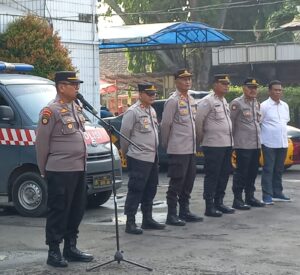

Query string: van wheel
[12,172,47,217]
[87,190,112,208]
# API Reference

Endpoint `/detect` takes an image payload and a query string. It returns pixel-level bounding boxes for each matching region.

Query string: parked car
[0,62,122,216]
[287,125,300,165]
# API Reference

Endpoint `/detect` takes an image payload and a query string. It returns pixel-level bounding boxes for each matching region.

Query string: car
[99,91,209,168]
[0,62,122,216]
[287,125,300,165]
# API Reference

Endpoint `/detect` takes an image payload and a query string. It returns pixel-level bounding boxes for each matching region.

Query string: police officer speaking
[230,77,265,210]
[195,74,235,217]
[35,71,93,267]
[120,83,165,235]
[161,68,203,226]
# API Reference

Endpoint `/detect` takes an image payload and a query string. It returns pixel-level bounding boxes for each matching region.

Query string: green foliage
[0,15,74,80]
[226,85,300,127]
[103,0,300,73]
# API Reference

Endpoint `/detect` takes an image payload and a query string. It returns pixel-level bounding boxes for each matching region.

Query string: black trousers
[124,156,159,216]
[45,171,86,245]
[232,149,260,196]
[202,146,232,200]
[166,154,196,208]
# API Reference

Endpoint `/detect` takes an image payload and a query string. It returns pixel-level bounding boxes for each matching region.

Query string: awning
[281,17,300,31]
[99,21,233,50]
[100,80,117,94]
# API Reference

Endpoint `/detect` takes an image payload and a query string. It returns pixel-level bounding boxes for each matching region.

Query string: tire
[87,190,112,208]
[12,172,47,217]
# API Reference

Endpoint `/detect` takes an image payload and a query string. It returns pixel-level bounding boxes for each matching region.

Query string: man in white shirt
[260,80,291,204]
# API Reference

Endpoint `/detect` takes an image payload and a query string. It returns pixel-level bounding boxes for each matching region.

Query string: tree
[0,15,74,80]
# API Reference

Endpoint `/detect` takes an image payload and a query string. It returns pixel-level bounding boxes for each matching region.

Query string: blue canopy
[99,21,232,50]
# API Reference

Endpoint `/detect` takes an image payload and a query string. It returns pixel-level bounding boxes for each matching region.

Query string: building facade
[0,0,100,113]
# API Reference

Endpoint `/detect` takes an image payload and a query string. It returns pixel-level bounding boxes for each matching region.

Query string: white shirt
[260,97,290,148]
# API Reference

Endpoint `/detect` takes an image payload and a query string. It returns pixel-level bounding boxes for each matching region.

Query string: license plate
[93,175,111,188]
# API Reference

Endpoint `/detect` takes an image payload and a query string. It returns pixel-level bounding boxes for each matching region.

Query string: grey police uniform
[230,95,262,202]
[35,95,87,246]
[195,92,233,203]
[120,100,160,218]
[195,92,233,147]
[160,90,197,215]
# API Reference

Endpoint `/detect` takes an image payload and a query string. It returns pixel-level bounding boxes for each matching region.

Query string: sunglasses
[144,91,157,97]
[60,82,80,87]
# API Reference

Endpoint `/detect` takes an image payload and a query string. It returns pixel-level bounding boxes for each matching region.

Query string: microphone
[76,93,98,115]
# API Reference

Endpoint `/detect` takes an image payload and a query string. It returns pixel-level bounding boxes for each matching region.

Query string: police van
[0,62,122,217]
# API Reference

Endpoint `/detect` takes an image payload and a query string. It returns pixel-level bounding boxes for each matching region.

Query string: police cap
[174,68,192,79]
[55,71,83,84]
[213,74,230,84]
[243,77,259,87]
[138,83,157,96]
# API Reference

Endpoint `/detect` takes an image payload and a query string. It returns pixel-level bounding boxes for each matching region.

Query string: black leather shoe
[142,217,166,230]
[47,250,68,267]
[246,197,265,207]
[215,204,235,214]
[125,222,143,234]
[63,247,93,262]
[232,199,251,210]
[166,214,186,226]
[179,212,204,222]
[205,208,222,217]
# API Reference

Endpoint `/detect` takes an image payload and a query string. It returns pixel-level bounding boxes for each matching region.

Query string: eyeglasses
[60,82,80,87]
[218,81,230,86]
[144,91,157,97]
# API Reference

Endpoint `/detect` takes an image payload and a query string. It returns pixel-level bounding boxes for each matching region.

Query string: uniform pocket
[60,115,77,134]
[138,116,152,133]
[214,106,225,120]
[241,108,253,123]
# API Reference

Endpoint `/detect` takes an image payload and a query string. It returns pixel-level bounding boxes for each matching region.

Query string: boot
[179,205,203,222]
[63,238,94,262]
[142,211,165,230]
[232,194,251,210]
[166,206,186,226]
[125,215,143,234]
[205,199,222,217]
[214,198,235,214]
[47,243,68,267]
[246,194,265,207]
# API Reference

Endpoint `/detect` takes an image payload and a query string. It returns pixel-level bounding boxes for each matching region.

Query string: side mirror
[0,105,14,122]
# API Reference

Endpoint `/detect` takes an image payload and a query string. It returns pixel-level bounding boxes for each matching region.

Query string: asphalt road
[1,166,300,275]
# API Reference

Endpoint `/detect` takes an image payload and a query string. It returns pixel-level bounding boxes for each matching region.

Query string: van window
[6,84,56,124]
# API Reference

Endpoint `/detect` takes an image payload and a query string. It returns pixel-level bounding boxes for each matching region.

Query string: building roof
[99,21,232,50]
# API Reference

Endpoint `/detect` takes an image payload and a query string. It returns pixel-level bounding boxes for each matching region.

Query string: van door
[0,90,21,194]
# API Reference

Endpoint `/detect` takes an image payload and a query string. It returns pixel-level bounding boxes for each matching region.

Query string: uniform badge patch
[41,107,52,125]
[231,104,237,111]
[67,123,73,129]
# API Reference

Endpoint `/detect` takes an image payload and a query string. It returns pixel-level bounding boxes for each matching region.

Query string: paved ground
[1,166,300,275]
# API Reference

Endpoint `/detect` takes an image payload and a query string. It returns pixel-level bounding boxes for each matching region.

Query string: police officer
[195,74,235,217]
[230,77,265,209]
[120,83,165,235]
[161,69,203,226]
[35,71,93,267]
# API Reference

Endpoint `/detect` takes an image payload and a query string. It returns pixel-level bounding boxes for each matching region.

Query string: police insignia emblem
[231,104,237,111]
[60,108,68,113]
[41,107,52,125]
[67,123,73,129]
[42,118,48,125]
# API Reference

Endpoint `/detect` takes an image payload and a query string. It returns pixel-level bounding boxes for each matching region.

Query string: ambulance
[0,62,122,217]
